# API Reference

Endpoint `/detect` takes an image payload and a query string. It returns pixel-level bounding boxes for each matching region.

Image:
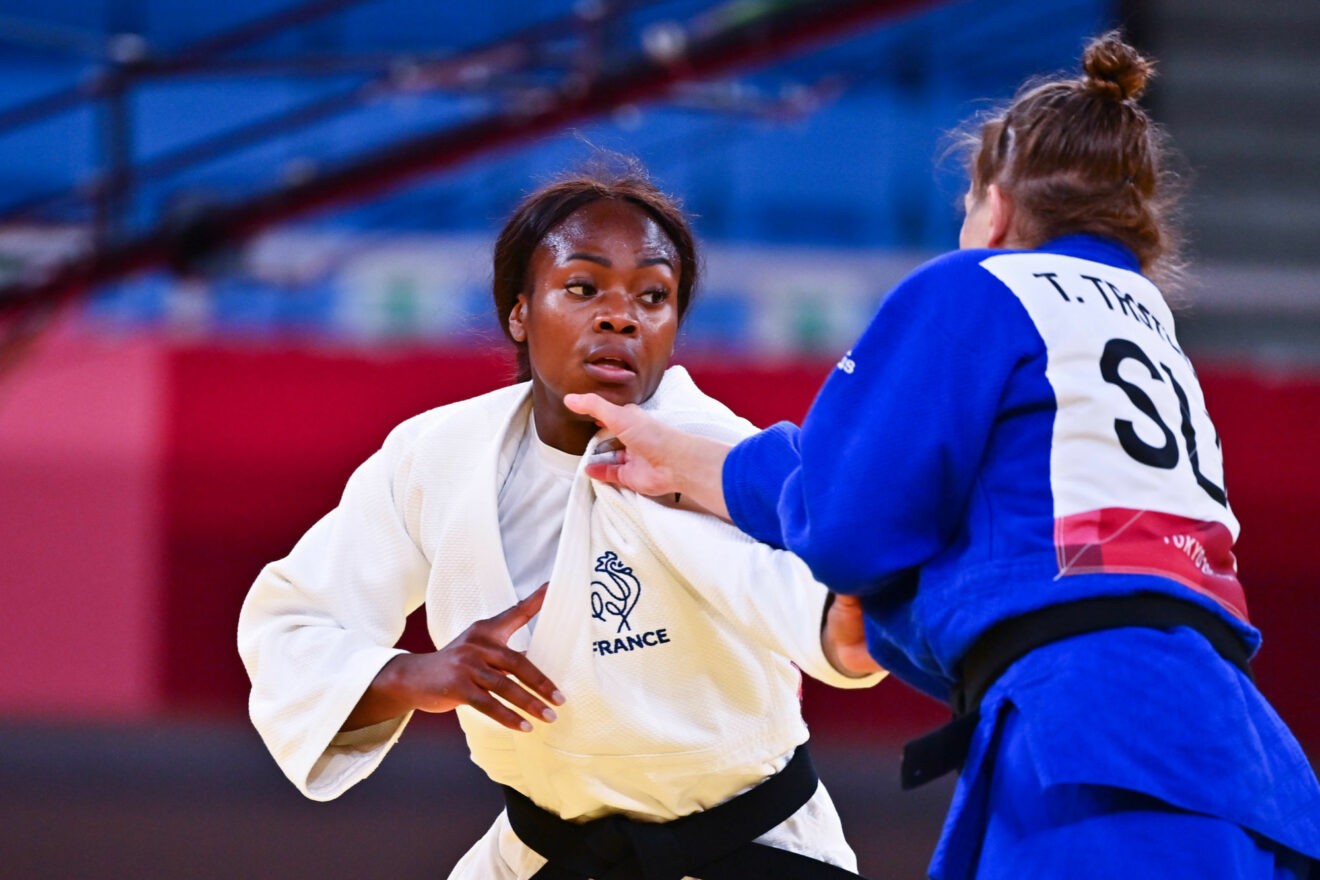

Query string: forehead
[537,199,678,261]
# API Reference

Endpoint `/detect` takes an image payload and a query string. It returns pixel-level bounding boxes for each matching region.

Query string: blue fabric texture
[722,234,1320,873]
[938,697,1315,880]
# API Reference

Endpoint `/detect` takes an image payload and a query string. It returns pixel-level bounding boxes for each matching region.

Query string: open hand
[351,584,564,732]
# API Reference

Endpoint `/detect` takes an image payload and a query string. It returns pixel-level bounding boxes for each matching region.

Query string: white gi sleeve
[632,496,885,690]
[237,426,430,801]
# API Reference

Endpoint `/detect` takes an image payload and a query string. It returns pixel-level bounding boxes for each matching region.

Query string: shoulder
[890,248,1017,307]
[381,382,530,457]
[644,366,760,441]
[862,248,1038,346]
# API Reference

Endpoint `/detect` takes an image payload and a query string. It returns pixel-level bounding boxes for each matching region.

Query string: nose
[593,291,637,335]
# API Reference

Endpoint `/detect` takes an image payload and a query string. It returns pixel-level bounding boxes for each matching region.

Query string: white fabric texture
[237,366,883,874]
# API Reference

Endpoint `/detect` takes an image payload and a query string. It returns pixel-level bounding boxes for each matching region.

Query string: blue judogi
[722,235,1320,878]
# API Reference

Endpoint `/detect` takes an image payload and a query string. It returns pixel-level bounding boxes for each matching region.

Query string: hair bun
[1082,31,1154,101]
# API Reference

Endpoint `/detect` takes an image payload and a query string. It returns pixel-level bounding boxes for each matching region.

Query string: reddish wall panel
[0,330,165,717]
[1195,366,1320,747]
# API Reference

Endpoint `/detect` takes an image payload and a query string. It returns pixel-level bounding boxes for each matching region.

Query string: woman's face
[510,198,681,452]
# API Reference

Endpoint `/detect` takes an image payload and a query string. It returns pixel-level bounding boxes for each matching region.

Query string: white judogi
[237,366,883,878]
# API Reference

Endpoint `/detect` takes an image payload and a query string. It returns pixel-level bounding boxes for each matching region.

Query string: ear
[986,184,1015,248]
[508,294,528,343]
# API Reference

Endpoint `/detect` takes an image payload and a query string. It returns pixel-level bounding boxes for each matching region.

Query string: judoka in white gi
[238,164,885,880]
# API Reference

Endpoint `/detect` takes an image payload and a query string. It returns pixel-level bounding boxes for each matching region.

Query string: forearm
[668,431,732,521]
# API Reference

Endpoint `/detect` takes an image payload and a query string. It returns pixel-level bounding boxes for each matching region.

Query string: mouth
[583,351,638,384]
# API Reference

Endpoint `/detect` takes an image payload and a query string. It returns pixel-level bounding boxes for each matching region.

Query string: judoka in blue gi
[567,31,1320,880]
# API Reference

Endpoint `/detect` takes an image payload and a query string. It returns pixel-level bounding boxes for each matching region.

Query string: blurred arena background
[0,0,1316,877]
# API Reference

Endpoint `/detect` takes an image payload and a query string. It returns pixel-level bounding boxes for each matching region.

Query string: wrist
[381,652,420,701]
[342,652,418,732]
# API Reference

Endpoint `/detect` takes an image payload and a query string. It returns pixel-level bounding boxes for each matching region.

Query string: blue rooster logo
[590,551,641,633]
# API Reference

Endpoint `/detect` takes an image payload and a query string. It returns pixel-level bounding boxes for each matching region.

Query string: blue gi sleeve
[722,420,802,547]
[724,249,1029,597]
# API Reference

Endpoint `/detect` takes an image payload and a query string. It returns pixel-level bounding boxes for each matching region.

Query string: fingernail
[541,708,558,722]
[519,721,533,732]
[551,690,566,705]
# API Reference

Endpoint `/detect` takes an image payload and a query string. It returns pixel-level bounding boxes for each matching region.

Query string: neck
[529,387,596,454]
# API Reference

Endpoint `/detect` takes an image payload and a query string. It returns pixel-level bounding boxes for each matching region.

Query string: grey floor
[0,718,954,880]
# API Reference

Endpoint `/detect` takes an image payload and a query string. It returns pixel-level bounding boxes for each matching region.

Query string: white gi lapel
[523,365,698,676]
[421,385,529,651]
[523,365,737,673]
[525,437,598,672]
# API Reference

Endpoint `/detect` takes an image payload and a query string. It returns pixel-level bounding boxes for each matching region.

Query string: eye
[640,288,670,305]
[565,281,597,298]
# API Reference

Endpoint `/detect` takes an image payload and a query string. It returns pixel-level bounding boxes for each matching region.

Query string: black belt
[900,593,1254,790]
[502,745,865,880]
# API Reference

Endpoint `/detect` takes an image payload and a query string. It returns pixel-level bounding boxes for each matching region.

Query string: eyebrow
[566,252,675,270]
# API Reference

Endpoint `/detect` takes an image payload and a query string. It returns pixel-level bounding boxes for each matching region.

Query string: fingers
[420,636,564,732]
[492,650,565,721]
[468,657,564,732]
[822,592,885,677]
[583,459,625,483]
[562,392,619,426]
[463,584,564,731]
[489,581,549,640]
[564,393,656,443]
[594,436,624,456]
